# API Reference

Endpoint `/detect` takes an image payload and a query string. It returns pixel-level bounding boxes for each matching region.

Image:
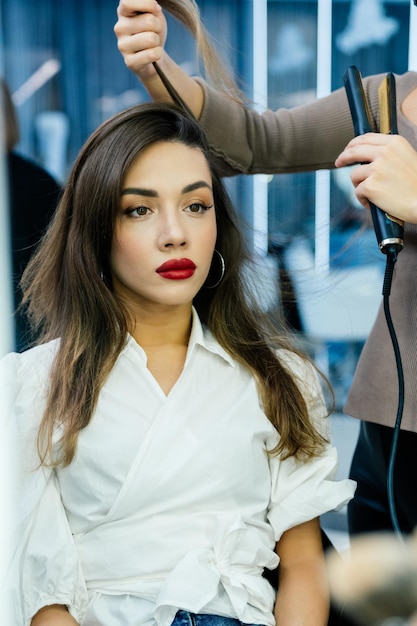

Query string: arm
[114,0,204,117]
[114,0,354,175]
[335,132,417,223]
[31,605,79,626]
[116,3,403,178]
[275,518,329,626]
[1,350,88,625]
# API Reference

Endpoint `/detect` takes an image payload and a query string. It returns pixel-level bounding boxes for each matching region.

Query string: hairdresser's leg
[348,421,417,535]
[379,424,417,534]
[348,421,393,535]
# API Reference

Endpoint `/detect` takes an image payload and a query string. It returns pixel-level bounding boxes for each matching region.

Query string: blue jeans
[171,610,263,626]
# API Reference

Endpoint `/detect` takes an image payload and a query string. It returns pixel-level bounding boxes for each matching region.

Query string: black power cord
[343,66,405,537]
[382,248,405,539]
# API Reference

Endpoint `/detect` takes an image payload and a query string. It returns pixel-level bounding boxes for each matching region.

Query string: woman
[114,0,417,536]
[2,102,353,625]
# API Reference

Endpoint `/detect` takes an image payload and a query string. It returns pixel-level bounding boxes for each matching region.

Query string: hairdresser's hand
[114,0,204,117]
[335,132,417,223]
[115,0,167,80]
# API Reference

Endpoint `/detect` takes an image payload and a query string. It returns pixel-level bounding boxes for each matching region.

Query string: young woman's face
[111,140,217,312]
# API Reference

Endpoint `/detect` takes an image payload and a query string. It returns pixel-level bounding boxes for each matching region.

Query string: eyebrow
[121,180,212,197]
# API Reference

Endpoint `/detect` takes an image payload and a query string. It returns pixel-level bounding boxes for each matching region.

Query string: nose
[158,211,187,249]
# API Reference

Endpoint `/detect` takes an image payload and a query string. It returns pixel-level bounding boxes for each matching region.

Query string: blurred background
[0,1,416,547]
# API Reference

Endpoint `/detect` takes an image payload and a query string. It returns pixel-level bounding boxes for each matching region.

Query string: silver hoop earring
[205,249,225,289]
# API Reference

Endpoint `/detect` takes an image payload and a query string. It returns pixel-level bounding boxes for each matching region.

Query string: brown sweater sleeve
[195,72,395,176]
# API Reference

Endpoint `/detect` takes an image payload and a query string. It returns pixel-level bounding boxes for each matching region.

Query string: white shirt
[2,309,355,626]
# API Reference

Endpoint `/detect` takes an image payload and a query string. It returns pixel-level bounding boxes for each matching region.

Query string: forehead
[124,141,212,185]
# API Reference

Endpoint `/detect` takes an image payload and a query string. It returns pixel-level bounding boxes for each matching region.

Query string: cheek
[198,229,217,269]
[110,232,145,273]
[114,224,147,253]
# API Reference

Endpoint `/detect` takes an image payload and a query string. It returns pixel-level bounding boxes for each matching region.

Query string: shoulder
[8,151,59,185]
[8,152,61,212]
[1,339,59,371]
[0,343,58,479]
[393,71,417,86]
[362,70,417,86]
[1,340,59,414]
[362,71,417,106]
[393,71,417,100]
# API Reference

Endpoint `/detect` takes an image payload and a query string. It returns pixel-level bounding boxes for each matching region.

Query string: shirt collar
[123,307,235,368]
[189,307,235,367]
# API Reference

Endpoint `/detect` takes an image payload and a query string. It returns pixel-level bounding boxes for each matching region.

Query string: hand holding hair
[115,0,166,80]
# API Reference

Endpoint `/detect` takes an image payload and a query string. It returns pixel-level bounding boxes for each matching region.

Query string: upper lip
[156,258,196,272]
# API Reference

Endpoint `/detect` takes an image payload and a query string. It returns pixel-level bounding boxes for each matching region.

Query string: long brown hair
[21,102,328,467]
[157,0,244,102]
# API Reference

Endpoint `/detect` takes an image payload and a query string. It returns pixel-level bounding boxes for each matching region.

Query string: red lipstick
[156,258,196,280]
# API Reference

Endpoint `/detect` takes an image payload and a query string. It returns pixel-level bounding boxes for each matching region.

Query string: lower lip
[157,269,196,280]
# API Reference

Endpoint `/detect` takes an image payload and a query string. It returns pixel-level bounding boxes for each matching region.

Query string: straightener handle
[343,66,404,259]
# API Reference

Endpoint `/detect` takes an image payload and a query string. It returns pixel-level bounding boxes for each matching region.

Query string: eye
[185,202,213,214]
[124,205,151,217]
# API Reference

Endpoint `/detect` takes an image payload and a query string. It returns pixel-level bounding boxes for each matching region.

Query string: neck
[130,303,193,349]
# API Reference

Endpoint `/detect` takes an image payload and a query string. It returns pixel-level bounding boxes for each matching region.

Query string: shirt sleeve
[266,352,356,540]
[196,72,388,178]
[1,350,89,625]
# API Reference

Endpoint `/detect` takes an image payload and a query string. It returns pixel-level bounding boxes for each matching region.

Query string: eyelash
[124,205,151,217]
[123,203,213,217]
[186,203,213,214]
